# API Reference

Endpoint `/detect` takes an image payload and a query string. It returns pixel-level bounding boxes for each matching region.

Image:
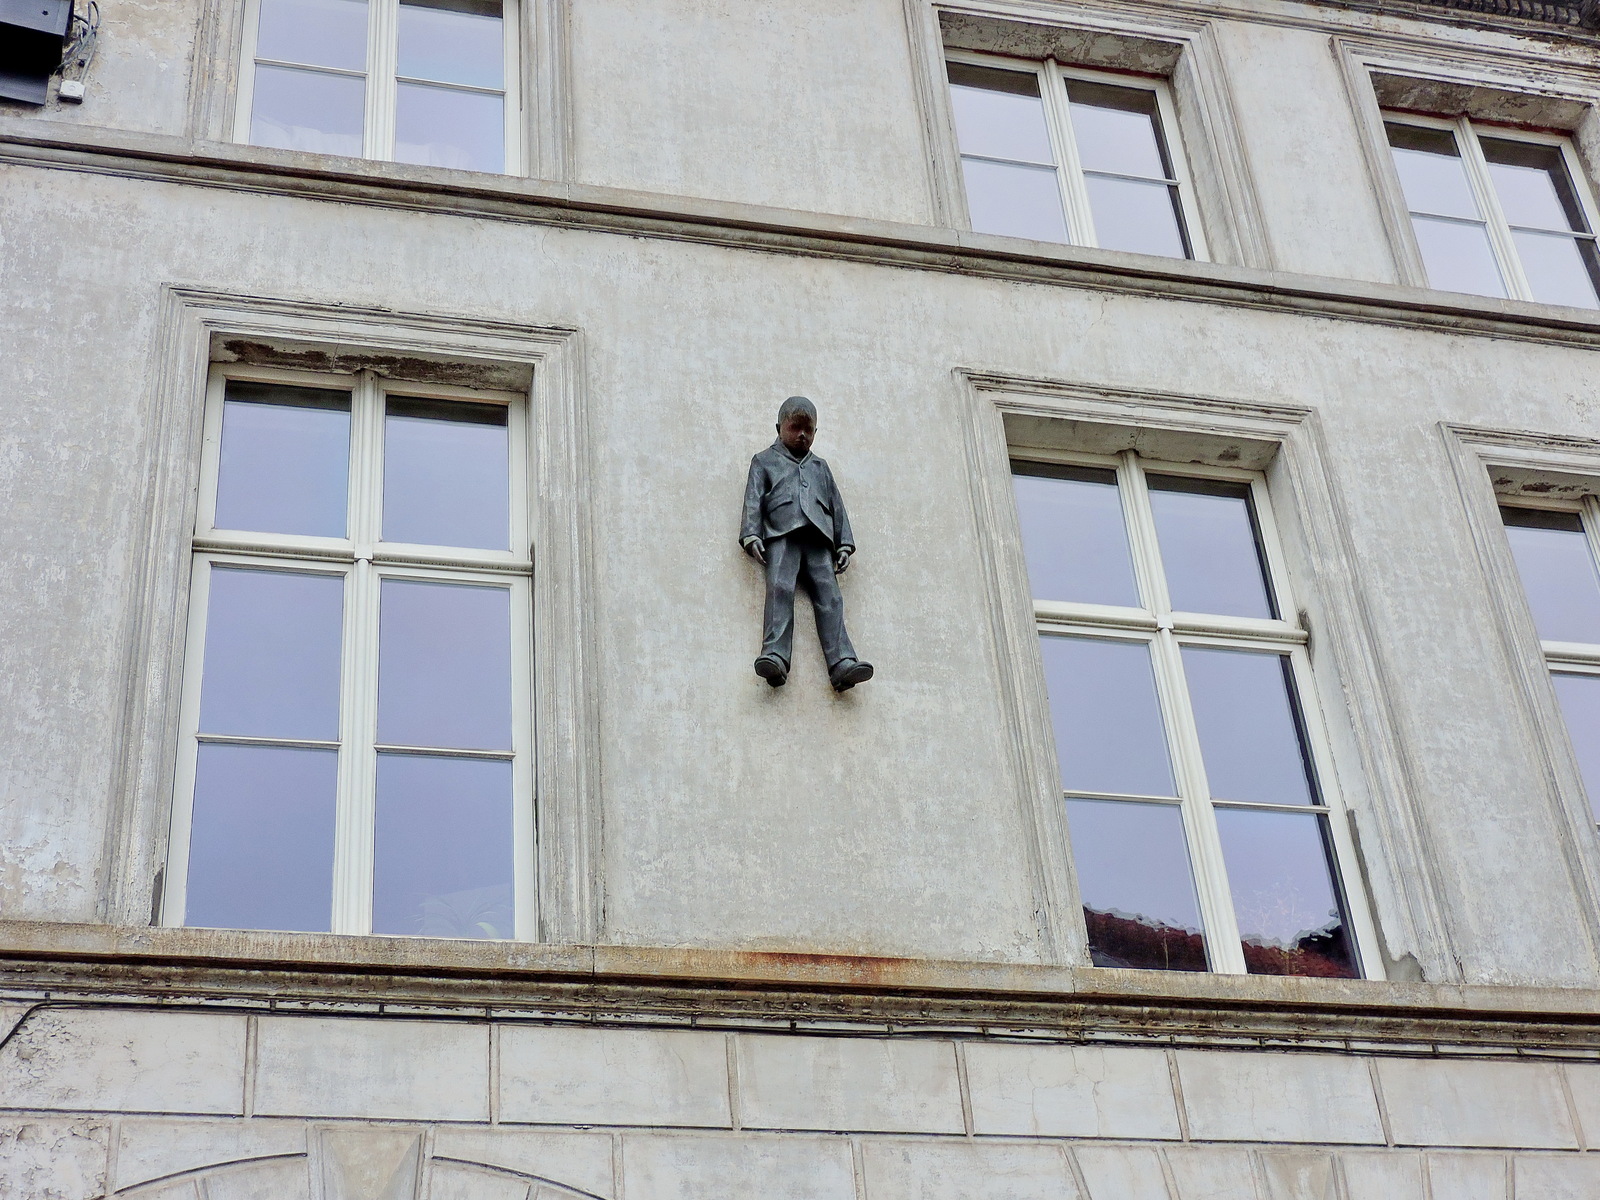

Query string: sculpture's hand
[743,536,767,565]
[834,548,852,575]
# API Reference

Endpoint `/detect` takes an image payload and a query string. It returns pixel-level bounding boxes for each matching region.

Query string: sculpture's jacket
[740,440,855,551]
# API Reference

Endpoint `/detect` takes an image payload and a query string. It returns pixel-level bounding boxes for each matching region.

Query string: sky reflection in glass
[1554,673,1600,821]
[1012,464,1138,607]
[215,383,350,537]
[1502,508,1600,644]
[378,580,512,750]
[373,754,513,939]
[1182,647,1315,806]
[186,744,337,933]
[1041,635,1175,797]
[383,398,509,548]
[1147,475,1274,618]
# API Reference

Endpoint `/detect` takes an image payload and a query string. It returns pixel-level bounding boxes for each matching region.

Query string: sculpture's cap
[778,395,817,424]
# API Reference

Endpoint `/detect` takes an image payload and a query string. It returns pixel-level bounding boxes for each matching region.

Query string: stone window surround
[1335,37,1600,292]
[912,2,1273,270]
[955,371,1449,981]
[1444,421,1600,953]
[187,0,576,181]
[103,287,600,944]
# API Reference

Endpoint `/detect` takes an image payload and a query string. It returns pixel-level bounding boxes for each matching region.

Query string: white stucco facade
[7,0,1600,1195]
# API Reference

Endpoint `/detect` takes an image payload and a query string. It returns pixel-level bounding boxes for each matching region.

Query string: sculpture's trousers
[760,529,858,670]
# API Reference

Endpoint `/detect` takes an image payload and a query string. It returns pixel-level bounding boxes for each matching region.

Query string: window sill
[9,115,1600,353]
[4,919,1600,1051]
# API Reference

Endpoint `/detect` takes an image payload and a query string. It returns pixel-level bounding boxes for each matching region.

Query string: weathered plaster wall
[2,157,1600,980]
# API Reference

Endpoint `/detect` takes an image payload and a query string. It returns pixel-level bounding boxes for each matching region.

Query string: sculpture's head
[776,395,817,457]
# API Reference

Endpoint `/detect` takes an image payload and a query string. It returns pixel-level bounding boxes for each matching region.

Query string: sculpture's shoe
[830,660,874,692]
[754,656,788,687]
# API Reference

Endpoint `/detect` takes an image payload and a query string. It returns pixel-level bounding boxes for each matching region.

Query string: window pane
[1067,799,1207,971]
[256,0,368,71]
[1012,464,1139,607]
[1040,636,1176,797]
[1553,673,1600,820]
[199,568,344,741]
[378,580,512,750]
[1480,138,1588,232]
[394,82,506,174]
[1147,475,1274,618]
[1182,648,1316,806]
[382,398,510,548]
[960,159,1068,242]
[398,0,503,88]
[1386,124,1481,220]
[1411,216,1507,298]
[250,64,365,157]
[1065,81,1171,180]
[1502,508,1600,643]
[1511,230,1600,309]
[214,382,350,537]
[185,744,336,932]
[946,64,1054,165]
[1083,175,1188,258]
[1215,808,1358,978]
[373,754,513,938]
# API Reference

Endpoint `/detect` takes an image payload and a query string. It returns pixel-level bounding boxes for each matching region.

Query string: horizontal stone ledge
[6,920,1600,1037]
[9,117,1600,351]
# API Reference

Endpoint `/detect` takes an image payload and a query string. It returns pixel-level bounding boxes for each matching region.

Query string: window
[1385,116,1600,307]
[236,0,518,175]
[945,55,1202,259]
[1012,451,1372,977]
[1501,502,1600,826]
[163,369,534,939]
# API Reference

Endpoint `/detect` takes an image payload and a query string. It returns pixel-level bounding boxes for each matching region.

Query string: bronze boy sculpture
[740,397,874,692]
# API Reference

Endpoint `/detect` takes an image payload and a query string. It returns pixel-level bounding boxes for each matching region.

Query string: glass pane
[378,580,512,750]
[1502,508,1600,643]
[1147,475,1274,619]
[1411,216,1507,298]
[185,743,336,933]
[960,159,1068,243]
[382,397,510,548]
[1067,799,1207,971]
[1511,230,1600,309]
[1215,808,1358,978]
[1481,138,1588,232]
[1040,636,1176,797]
[946,63,1054,165]
[1083,175,1188,258]
[1386,124,1481,220]
[1065,80,1171,180]
[1553,673,1600,820]
[394,82,506,174]
[1183,648,1316,806]
[250,64,365,157]
[1012,463,1139,607]
[373,754,513,938]
[199,568,343,741]
[398,0,503,88]
[256,0,368,71]
[214,382,350,537]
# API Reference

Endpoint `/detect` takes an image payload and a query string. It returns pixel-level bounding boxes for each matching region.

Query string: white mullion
[1119,452,1245,973]
[1041,59,1094,248]
[161,555,219,926]
[510,571,536,940]
[1247,474,1296,624]
[503,0,522,175]
[332,373,384,934]
[233,0,264,144]
[1151,81,1207,262]
[1583,496,1600,590]
[1458,116,1533,302]
[194,373,229,538]
[366,0,397,161]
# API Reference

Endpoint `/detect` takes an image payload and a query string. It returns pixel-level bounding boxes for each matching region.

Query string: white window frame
[234,0,524,175]
[162,364,537,938]
[1500,493,1600,828]
[1017,447,1381,977]
[1382,112,1600,303]
[945,49,1209,261]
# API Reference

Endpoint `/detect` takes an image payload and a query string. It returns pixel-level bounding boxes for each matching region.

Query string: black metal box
[0,0,73,105]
